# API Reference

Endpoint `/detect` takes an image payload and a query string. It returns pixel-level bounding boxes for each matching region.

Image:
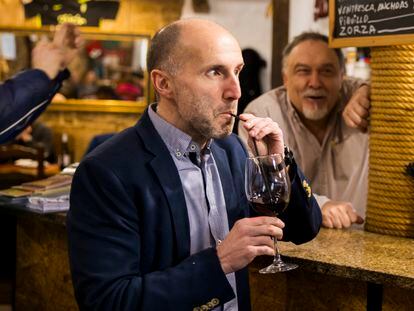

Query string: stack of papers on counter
[28,194,70,212]
[0,173,74,213]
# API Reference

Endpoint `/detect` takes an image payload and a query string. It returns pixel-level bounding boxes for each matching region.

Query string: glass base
[259,261,298,273]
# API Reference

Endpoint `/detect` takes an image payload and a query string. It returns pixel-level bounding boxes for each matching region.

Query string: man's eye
[321,69,335,75]
[296,68,310,74]
[207,69,221,76]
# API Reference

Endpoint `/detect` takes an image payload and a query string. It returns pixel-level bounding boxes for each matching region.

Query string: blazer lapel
[135,110,190,261]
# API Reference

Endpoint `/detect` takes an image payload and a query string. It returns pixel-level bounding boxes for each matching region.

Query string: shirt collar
[148,103,212,160]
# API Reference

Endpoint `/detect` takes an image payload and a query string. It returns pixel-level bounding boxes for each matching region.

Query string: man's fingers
[345,208,365,225]
[331,213,343,229]
[54,23,75,48]
[322,201,365,229]
[239,113,285,155]
[249,224,283,240]
[53,23,69,46]
[343,109,357,128]
[338,210,352,228]
[357,94,371,109]
[343,83,371,132]
[323,207,344,229]
[253,245,276,257]
[343,108,369,131]
[239,114,281,141]
[246,216,285,228]
[353,103,370,119]
[322,214,333,228]
[250,236,276,248]
[234,217,284,240]
[242,116,271,135]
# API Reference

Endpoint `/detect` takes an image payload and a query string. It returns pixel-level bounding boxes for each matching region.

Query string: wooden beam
[272,0,289,88]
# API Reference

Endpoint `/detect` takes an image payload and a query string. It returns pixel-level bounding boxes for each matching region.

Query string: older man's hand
[321,200,364,229]
[342,84,370,132]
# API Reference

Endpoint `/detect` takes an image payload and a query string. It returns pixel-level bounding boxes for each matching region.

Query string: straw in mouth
[230,113,259,156]
[229,112,240,120]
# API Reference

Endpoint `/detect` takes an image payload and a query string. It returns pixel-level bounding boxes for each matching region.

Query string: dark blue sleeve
[0,69,69,144]
[279,160,322,244]
[219,134,321,244]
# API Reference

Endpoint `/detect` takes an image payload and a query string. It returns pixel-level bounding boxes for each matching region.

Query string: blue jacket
[0,69,69,144]
[67,108,321,310]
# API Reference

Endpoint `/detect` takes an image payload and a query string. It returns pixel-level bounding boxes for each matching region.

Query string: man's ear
[151,69,174,99]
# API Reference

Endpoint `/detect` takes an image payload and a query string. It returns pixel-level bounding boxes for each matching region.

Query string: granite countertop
[3,203,413,289]
[277,227,414,289]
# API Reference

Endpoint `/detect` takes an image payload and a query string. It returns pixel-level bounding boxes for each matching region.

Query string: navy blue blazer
[67,108,321,310]
[0,69,69,144]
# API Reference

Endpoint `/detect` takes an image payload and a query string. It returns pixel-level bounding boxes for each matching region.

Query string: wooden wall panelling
[0,0,184,35]
[39,111,141,162]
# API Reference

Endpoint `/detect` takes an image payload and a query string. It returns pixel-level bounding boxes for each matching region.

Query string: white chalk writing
[339,24,376,36]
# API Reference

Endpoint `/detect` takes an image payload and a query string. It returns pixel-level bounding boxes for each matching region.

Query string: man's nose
[223,74,241,100]
[308,71,322,88]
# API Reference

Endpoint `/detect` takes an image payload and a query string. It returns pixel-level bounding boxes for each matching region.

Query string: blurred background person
[77,68,99,99]
[115,69,144,101]
[14,122,56,163]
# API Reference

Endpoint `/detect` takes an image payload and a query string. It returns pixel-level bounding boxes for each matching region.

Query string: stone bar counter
[249,227,414,311]
[2,205,413,310]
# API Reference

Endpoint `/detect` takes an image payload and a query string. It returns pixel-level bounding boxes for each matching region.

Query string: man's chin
[302,107,329,121]
[212,127,233,139]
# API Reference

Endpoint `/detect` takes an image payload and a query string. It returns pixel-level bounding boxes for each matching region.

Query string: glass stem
[273,237,282,265]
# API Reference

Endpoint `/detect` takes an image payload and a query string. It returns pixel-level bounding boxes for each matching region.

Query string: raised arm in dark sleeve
[280,159,322,244]
[0,69,69,144]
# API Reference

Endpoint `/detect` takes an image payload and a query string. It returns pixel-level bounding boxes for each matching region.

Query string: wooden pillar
[271,0,289,88]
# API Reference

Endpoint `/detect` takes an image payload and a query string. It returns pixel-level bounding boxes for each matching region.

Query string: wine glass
[245,153,298,273]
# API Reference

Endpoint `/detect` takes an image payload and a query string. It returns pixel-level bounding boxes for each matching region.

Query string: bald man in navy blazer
[67,19,321,311]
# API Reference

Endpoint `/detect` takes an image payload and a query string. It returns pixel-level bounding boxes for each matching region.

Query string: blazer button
[212,298,219,305]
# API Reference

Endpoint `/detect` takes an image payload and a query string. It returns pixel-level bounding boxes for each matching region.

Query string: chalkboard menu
[329,0,414,47]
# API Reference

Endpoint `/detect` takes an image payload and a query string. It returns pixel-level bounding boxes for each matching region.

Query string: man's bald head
[147,21,182,75]
[147,19,237,76]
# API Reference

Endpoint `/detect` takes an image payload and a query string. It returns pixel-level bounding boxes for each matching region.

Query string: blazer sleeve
[279,159,322,244]
[0,69,69,144]
[67,157,235,310]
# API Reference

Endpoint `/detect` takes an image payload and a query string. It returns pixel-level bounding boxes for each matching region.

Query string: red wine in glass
[245,154,298,273]
[249,198,289,217]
